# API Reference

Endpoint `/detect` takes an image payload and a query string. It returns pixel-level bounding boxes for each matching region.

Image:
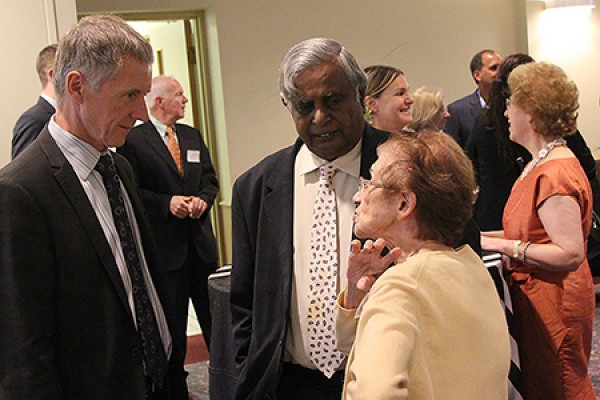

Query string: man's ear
[473,69,482,84]
[280,94,290,110]
[65,71,85,103]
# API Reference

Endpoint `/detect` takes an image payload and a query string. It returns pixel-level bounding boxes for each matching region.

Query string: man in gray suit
[12,44,57,158]
[445,49,501,147]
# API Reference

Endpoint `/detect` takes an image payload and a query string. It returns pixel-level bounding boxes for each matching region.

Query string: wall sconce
[545,0,595,9]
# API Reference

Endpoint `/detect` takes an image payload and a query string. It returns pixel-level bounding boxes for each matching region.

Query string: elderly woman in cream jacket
[336,132,510,399]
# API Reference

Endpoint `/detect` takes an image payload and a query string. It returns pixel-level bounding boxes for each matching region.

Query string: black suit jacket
[445,90,483,147]
[12,96,55,159]
[229,124,388,399]
[118,121,219,271]
[0,129,183,399]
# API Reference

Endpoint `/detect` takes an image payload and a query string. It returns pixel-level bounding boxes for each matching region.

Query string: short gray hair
[54,15,153,103]
[278,38,366,110]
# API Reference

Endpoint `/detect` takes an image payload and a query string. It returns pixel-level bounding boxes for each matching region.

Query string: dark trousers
[168,247,216,356]
[276,362,344,400]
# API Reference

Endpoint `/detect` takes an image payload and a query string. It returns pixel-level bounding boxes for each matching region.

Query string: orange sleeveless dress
[503,157,595,399]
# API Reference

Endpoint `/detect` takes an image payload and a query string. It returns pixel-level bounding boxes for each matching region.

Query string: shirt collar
[149,115,172,137]
[48,116,107,181]
[297,138,363,178]
[476,88,487,108]
[41,93,57,109]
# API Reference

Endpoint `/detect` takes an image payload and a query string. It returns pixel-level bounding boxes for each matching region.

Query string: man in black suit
[12,44,57,159]
[0,16,186,399]
[118,76,219,377]
[445,49,501,147]
[230,38,389,400]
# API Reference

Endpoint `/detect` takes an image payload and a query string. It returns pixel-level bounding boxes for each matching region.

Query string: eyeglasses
[505,98,512,109]
[357,177,400,193]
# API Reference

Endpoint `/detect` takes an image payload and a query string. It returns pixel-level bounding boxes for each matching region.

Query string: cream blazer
[336,246,510,400]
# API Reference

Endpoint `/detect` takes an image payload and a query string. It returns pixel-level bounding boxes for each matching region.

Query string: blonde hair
[406,87,445,132]
[508,62,579,137]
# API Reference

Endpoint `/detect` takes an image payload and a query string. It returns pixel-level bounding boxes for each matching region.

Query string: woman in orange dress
[482,62,595,399]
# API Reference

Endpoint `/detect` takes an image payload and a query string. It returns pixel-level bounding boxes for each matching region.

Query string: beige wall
[146,20,195,128]
[527,0,600,155]
[76,0,529,189]
[1,0,76,166]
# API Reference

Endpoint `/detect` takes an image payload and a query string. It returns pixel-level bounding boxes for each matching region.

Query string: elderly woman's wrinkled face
[353,150,404,239]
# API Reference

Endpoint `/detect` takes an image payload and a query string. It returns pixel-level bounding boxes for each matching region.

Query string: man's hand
[170,195,192,219]
[187,196,208,219]
[343,238,403,309]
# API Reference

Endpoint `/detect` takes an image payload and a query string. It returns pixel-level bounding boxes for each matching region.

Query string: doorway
[120,12,228,269]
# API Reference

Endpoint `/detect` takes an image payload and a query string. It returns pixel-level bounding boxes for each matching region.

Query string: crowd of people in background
[2,14,599,400]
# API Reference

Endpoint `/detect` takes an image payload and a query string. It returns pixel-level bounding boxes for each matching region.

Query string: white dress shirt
[285,139,362,369]
[48,117,172,357]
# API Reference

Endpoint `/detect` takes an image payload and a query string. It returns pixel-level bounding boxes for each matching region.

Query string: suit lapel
[39,131,133,321]
[263,143,299,295]
[469,91,483,121]
[176,125,197,193]
[143,121,182,178]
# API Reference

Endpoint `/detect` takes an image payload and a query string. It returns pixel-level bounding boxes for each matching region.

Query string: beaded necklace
[520,138,567,180]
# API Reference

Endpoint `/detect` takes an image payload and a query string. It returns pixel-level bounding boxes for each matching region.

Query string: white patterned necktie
[307,163,344,378]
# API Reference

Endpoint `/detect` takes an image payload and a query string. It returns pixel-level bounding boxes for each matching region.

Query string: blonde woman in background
[364,65,414,134]
[406,87,451,133]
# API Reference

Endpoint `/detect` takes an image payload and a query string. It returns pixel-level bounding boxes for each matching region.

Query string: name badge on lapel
[187,150,201,163]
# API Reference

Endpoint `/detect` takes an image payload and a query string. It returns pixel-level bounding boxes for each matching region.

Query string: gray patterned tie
[307,163,344,378]
[95,154,168,388]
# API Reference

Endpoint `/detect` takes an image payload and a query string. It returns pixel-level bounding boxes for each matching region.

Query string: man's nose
[312,106,331,126]
[133,98,149,121]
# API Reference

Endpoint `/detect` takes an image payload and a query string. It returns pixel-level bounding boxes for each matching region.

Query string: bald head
[146,76,188,125]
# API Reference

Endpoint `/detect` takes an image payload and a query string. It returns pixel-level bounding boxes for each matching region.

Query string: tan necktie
[166,125,184,176]
[307,163,345,378]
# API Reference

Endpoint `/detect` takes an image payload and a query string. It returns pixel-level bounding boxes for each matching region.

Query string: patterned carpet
[186,290,600,399]
[185,334,209,400]
[186,361,209,400]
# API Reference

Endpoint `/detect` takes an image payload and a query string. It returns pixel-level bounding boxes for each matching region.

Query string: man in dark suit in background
[12,44,57,158]
[118,76,219,382]
[445,49,501,147]
[0,15,186,399]
[230,38,389,400]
